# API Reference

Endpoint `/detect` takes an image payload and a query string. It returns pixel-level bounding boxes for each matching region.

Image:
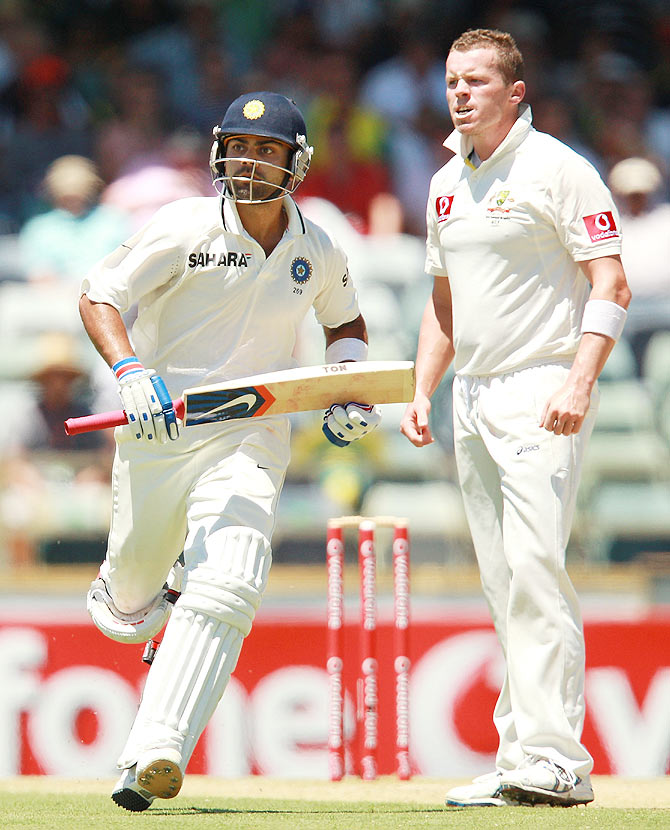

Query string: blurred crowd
[2,0,670,568]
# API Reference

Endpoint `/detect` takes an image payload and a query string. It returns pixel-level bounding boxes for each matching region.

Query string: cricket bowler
[401,29,631,807]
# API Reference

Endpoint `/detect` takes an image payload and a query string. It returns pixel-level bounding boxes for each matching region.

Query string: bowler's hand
[540,381,590,436]
[322,402,381,447]
[400,394,434,447]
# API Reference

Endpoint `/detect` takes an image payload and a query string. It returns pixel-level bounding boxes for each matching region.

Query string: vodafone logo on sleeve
[583,211,620,242]
[436,195,454,223]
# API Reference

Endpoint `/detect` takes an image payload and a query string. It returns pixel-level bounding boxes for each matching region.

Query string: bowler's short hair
[450,28,524,85]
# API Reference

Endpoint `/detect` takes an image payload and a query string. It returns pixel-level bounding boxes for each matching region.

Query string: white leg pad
[87,563,182,644]
[117,528,270,769]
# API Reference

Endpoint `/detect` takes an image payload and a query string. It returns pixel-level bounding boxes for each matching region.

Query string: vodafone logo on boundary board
[583,211,619,242]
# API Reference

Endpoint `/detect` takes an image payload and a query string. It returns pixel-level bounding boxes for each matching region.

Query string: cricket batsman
[79,91,381,810]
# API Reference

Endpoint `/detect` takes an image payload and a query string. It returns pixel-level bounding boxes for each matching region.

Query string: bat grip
[64,399,185,436]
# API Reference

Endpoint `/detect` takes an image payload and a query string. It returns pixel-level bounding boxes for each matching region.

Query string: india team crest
[243,99,265,120]
[291,257,313,284]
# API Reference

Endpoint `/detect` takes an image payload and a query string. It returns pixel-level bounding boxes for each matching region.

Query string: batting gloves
[322,402,381,447]
[113,356,179,444]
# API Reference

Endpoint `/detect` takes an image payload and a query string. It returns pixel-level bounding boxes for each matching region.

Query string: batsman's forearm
[323,313,368,348]
[79,295,135,367]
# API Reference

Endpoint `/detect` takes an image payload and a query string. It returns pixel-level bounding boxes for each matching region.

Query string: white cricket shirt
[82,195,360,394]
[425,105,623,376]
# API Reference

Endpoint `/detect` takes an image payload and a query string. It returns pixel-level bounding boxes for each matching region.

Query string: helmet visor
[212,154,294,203]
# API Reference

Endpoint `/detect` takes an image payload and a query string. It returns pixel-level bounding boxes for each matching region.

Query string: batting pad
[87,563,182,644]
[117,527,271,769]
[117,605,244,770]
[179,525,273,637]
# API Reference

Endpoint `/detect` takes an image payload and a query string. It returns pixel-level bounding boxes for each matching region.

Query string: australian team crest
[291,256,313,285]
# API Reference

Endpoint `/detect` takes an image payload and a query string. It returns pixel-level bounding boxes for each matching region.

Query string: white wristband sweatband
[325,337,368,363]
[581,299,627,341]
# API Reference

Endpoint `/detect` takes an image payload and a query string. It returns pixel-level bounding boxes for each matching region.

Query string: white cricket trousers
[452,363,598,779]
[102,416,290,614]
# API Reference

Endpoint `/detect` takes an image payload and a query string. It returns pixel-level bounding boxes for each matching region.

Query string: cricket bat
[64,360,415,436]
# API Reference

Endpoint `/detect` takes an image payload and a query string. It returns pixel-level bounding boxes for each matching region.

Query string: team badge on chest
[290,256,313,284]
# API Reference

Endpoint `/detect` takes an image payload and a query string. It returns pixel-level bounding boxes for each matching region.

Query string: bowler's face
[446,47,519,139]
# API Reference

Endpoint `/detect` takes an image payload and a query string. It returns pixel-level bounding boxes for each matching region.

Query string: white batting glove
[322,402,381,447]
[113,356,179,444]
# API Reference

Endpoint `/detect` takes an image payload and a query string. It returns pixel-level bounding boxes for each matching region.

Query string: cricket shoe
[445,771,515,807]
[499,756,594,806]
[134,749,183,801]
[87,563,182,645]
[111,766,155,812]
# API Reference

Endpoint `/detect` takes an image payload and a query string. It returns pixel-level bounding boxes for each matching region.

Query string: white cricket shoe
[111,766,155,812]
[499,756,594,806]
[445,771,512,807]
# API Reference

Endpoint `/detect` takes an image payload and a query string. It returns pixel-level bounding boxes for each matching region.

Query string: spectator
[383,101,451,236]
[608,156,670,372]
[3,52,92,225]
[531,94,604,175]
[0,332,111,566]
[297,118,398,234]
[358,28,451,236]
[164,127,213,195]
[101,157,210,232]
[94,64,173,182]
[18,155,130,285]
[177,44,238,134]
[358,28,449,127]
[302,50,393,231]
[576,50,670,173]
[125,0,226,125]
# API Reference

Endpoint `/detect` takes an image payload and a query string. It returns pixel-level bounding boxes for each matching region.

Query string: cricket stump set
[326,516,411,781]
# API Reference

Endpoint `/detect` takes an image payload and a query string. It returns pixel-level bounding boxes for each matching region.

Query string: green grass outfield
[2,776,669,830]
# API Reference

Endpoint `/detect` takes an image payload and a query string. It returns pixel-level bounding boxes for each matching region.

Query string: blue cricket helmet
[210,91,313,203]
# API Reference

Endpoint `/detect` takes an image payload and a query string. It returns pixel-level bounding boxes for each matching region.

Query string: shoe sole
[500,783,593,807]
[111,787,153,812]
[136,758,183,799]
[445,796,509,807]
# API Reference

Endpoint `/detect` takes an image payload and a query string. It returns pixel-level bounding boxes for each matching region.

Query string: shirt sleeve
[311,236,360,328]
[424,178,449,277]
[80,203,185,312]
[549,151,623,262]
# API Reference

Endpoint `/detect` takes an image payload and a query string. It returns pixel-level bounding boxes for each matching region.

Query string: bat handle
[64,399,185,436]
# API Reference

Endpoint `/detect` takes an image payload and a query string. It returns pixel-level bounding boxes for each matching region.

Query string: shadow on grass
[148,806,445,816]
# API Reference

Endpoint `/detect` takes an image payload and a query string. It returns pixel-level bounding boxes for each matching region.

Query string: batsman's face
[446,47,524,140]
[224,135,292,200]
